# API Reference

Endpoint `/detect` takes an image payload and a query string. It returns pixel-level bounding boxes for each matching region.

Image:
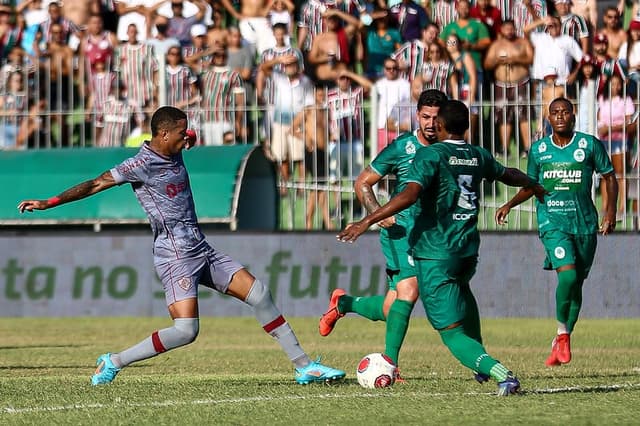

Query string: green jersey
[370,130,427,225]
[406,140,505,260]
[528,131,614,235]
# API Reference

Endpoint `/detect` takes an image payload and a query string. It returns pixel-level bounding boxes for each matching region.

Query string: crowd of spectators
[0,0,638,227]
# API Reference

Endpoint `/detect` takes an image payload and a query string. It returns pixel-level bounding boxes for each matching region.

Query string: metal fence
[0,57,638,231]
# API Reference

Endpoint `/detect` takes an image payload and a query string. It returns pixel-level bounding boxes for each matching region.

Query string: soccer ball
[356,353,397,389]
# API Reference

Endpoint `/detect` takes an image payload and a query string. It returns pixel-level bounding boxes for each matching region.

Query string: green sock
[439,327,499,376]
[556,269,578,324]
[567,277,584,333]
[488,363,511,382]
[461,285,482,344]
[339,295,386,321]
[384,299,414,365]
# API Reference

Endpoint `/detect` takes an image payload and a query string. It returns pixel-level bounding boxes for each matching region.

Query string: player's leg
[567,234,597,334]
[416,257,520,396]
[227,267,345,384]
[540,230,583,366]
[384,276,417,366]
[91,260,203,385]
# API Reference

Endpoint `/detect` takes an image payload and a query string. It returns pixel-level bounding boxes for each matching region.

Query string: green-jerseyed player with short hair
[338,99,547,396]
[496,97,618,367]
[319,89,447,374]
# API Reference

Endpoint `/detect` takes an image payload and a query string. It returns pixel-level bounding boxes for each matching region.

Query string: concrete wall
[1,231,637,318]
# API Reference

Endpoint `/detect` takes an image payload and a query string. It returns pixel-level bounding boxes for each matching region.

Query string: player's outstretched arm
[354,167,395,228]
[338,182,421,243]
[599,171,618,235]
[18,170,118,213]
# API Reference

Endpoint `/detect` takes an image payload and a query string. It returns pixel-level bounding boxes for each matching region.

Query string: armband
[47,196,61,207]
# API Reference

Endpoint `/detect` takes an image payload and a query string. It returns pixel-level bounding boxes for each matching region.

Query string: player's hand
[337,220,369,243]
[599,215,616,235]
[18,200,48,213]
[495,204,510,226]
[377,216,396,228]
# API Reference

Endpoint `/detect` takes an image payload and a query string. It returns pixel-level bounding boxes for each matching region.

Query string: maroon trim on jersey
[263,315,286,333]
[152,331,167,353]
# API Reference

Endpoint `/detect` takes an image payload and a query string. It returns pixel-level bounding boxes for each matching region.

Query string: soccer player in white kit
[18,106,345,386]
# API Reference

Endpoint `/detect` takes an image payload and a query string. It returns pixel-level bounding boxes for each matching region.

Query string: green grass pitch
[1,317,639,425]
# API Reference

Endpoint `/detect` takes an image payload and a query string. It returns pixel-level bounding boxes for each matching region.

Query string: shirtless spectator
[592,32,626,96]
[511,0,547,38]
[484,20,534,156]
[570,0,597,32]
[555,0,589,54]
[600,7,627,59]
[292,86,333,230]
[41,22,75,146]
[206,5,229,50]
[220,0,276,55]
[307,11,360,84]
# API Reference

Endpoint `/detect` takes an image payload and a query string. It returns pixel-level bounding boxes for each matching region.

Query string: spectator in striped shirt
[34,1,82,56]
[183,24,212,74]
[422,40,458,98]
[570,0,597,32]
[97,80,143,147]
[431,0,458,30]
[163,46,200,139]
[326,69,370,186]
[114,23,159,110]
[555,0,590,54]
[199,47,246,146]
[87,54,118,144]
[511,0,546,38]
[393,22,439,82]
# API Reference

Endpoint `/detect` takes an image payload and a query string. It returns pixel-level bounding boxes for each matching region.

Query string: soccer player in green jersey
[319,90,447,375]
[338,99,546,396]
[495,97,618,367]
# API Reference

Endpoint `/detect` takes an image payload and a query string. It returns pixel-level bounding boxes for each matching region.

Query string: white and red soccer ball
[356,353,397,389]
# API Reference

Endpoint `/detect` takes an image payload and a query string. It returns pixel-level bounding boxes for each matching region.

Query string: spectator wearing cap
[592,32,626,96]
[600,6,627,59]
[526,14,583,86]
[554,0,589,53]
[576,53,598,134]
[618,19,640,75]
[183,24,210,74]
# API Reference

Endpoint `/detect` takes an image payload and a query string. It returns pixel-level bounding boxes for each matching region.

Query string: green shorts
[414,256,477,330]
[379,222,416,290]
[540,230,597,277]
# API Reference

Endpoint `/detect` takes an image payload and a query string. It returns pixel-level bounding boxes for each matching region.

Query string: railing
[0,60,638,231]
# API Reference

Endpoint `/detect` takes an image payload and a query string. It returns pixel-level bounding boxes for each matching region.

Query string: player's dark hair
[437,100,469,134]
[151,106,187,136]
[549,96,574,113]
[272,23,288,33]
[417,89,447,109]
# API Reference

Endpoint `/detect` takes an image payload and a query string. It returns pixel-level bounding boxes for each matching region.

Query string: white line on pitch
[3,382,640,415]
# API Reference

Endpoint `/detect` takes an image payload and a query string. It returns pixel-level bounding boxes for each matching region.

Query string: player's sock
[384,299,413,365]
[556,269,578,325]
[567,278,584,333]
[113,318,199,367]
[245,279,310,368]
[439,326,500,378]
[339,295,386,321]
[461,285,483,344]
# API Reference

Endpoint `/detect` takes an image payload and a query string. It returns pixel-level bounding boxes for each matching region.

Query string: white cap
[190,24,207,38]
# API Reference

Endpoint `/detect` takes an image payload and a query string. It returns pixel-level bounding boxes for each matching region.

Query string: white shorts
[202,121,233,146]
[239,17,276,55]
[270,122,304,162]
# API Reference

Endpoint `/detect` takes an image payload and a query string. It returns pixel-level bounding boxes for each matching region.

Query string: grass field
[1,317,639,425]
